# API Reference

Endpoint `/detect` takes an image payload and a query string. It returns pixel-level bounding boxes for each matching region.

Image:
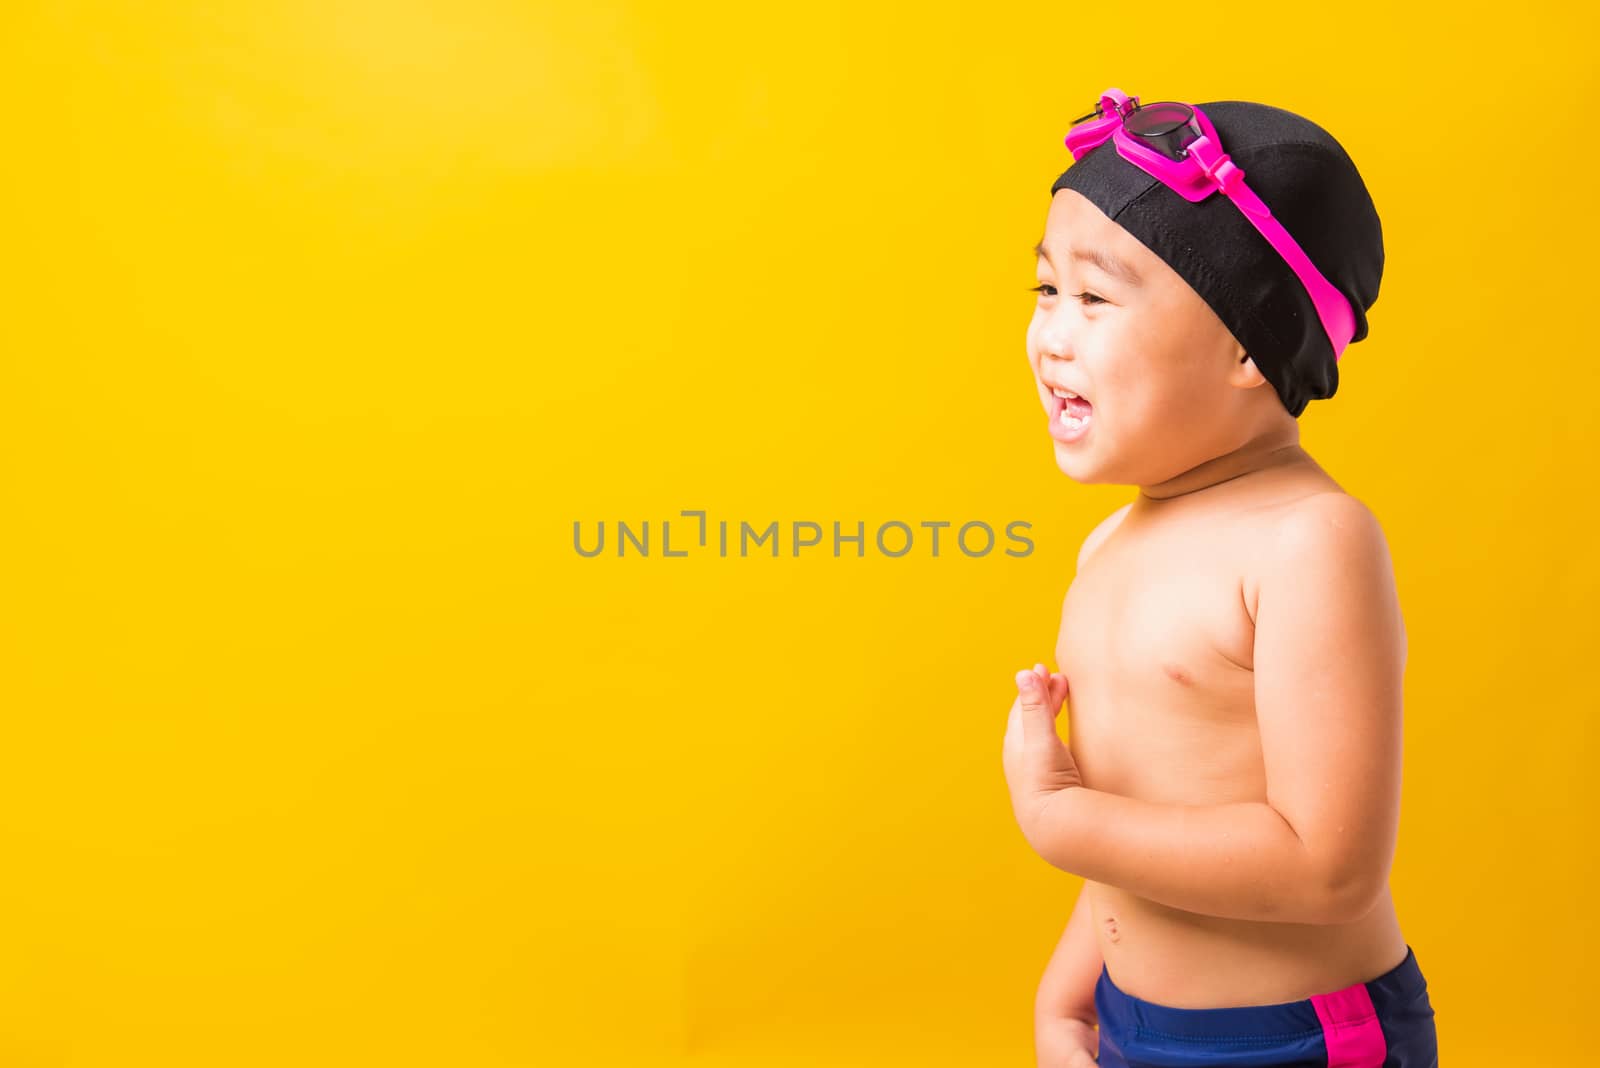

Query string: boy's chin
[1052,439,1104,482]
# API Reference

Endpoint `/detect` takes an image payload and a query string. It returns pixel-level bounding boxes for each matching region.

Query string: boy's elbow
[1315,862,1388,925]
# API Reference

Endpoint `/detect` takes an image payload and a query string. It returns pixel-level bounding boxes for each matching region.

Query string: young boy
[1000,95,1438,1067]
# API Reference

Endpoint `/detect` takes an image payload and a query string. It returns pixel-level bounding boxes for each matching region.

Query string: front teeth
[1048,385,1089,430]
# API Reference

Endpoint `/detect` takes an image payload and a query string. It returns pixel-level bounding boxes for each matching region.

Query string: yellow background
[1,2,1593,1064]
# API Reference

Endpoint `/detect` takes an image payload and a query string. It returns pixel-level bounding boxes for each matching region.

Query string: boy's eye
[1030,284,1105,306]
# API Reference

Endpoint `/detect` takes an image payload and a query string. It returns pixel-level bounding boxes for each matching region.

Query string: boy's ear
[1231,351,1274,391]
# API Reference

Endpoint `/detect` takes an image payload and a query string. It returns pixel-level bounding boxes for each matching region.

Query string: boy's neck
[1137,422,1308,503]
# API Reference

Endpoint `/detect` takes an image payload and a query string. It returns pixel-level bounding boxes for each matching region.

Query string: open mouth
[1047,387,1093,439]
[1048,388,1093,424]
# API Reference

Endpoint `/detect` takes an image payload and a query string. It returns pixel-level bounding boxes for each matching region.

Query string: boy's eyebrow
[1032,239,1144,287]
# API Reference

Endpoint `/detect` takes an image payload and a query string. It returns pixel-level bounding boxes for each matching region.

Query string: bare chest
[1055,535,1265,804]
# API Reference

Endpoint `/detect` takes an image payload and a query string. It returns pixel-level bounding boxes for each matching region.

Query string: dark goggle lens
[1124,102,1202,159]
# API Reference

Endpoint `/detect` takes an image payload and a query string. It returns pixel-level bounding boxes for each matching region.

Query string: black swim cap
[1049,100,1383,417]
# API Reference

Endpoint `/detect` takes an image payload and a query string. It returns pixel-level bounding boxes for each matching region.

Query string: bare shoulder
[1270,491,1391,556]
[1076,501,1134,572]
[1245,491,1403,639]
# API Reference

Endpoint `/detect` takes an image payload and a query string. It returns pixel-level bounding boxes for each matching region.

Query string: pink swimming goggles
[1065,88,1356,361]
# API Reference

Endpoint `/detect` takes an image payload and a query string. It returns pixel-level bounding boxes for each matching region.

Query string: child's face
[1027,189,1274,485]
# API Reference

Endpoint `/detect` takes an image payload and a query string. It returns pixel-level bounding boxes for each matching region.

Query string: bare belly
[1088,880,1409,1008]
[1065,688,1409,1006]
[1069,695,1408,1006]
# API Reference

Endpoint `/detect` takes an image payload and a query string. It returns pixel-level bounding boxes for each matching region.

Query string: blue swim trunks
[1093,944,1438,1067]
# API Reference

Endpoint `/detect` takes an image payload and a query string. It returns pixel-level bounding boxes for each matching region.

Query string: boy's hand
[1003,662,1083,851]
[1035,1015,1100,1067]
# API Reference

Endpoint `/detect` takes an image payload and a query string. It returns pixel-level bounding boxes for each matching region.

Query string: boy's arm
[1035,880,1101,1023]
[1034,882,1101,1066]
[1032,494,1406,925]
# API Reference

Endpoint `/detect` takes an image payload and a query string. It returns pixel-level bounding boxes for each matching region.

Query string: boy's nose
[1036,318,1080,361]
